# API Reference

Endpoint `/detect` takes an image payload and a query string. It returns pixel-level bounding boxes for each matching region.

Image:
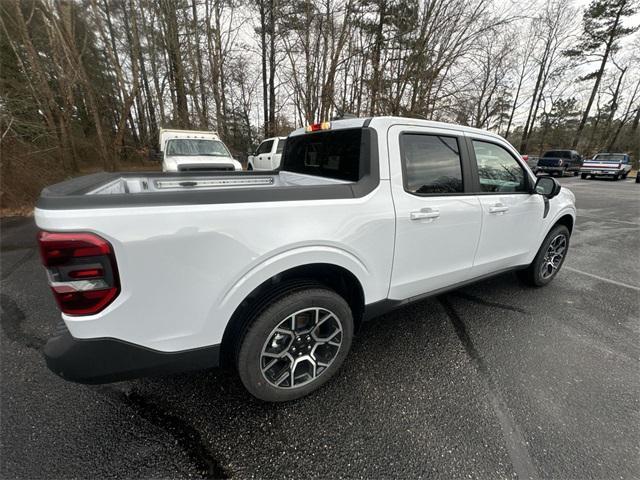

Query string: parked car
[247,136,287,170]
[158,128,242,172]
[535,150,583,176]
[580,153,632,180]
[524,155,539,169]
[35,116,576,402]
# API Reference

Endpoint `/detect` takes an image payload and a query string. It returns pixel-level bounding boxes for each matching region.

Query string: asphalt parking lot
[1,176,639,479]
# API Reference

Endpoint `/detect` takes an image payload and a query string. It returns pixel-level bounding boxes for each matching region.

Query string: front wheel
[621,172,628,179]
[517,224,570,287]
[581,173,588,179]
[573,170,579,176]
[237,286,353,402]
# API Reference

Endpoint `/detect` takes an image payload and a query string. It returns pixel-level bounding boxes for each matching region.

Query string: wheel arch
[219,263,365,368]
[553,212,574,234]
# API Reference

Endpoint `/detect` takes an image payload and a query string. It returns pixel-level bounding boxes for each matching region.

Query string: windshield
[166,139,230,157]
[543,151,571,159]
[593,154,625,162]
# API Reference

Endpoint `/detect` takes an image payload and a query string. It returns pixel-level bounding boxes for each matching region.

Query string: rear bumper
[536,166,564,172]
[580,168,621,175]
[43,323,220,384]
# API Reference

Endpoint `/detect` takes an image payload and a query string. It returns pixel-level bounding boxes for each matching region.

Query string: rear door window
[400,134,464,194]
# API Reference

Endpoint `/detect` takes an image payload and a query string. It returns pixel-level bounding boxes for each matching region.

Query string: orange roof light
[306,121,331,132]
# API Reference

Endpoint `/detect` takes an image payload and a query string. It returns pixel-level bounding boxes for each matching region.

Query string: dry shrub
[1,136,69,216]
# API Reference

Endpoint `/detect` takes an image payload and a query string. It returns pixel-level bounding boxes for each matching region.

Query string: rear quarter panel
[34,183,395,352]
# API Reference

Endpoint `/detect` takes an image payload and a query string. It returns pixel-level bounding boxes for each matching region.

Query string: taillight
[37,231,120,315]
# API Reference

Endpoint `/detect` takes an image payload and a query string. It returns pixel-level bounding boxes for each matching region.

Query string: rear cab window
[594,154,626,162]
[543,150,571,159]
[281,129,363,181]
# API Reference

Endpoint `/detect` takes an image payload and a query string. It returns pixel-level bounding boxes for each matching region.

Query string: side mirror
[534,176,561,198]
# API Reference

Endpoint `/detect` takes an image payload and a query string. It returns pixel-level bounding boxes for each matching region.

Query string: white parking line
[565,266,640,292]
[577,214,640,226]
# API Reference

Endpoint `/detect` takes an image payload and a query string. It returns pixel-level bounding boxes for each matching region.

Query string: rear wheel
[581,173,588,179]
[247,163,254,171]
[237,286,353,402]
[573,170,579,176]
[517,224,570,287]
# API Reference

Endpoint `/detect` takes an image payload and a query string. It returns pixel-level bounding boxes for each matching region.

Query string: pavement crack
[438,296,539,480]
[0,293,45,349]
[451,291,528,314]
[0,244,35,252]
[1,248,36,280]
[92,386,230,479]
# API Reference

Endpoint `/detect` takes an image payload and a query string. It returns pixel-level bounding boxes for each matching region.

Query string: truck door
[467,137,544,275]
[387,125,482,300]
[256,139,274,170]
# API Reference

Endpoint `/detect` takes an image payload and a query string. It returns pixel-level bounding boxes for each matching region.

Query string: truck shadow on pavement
[92,273,534,479]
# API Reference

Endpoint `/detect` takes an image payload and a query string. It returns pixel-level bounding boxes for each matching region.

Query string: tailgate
[537,157,562,167]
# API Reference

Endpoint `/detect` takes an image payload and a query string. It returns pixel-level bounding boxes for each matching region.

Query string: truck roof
[289,116,505,141]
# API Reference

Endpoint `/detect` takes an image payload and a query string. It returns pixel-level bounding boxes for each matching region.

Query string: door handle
[489,203,509,214]
[410,208,440,221]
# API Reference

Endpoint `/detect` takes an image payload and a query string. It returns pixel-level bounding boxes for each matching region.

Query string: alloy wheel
[541,234,567,279]
[260,307,343,389]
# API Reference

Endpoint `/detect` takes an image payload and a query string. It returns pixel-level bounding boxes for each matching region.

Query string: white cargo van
[159,129,242,172]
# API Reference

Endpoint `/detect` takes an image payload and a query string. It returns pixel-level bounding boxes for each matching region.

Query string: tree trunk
[161,0,190,127]
[369,0,386,116]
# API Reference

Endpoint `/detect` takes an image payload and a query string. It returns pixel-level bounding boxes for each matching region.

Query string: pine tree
[566,0,638,148]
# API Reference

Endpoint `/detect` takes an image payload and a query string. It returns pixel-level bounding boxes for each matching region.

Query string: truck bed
[36,170,370,210]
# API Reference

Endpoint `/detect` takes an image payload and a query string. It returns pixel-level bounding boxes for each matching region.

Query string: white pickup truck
[159,128,242,172]
[247,136,287,171]
[36,117,576,401]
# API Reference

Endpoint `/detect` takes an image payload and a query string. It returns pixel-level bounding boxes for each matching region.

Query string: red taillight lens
[38,232,111,266]
[37,231,120,316]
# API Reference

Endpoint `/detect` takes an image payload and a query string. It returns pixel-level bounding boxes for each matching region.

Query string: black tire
[613,174,619,181]
[237,286,353,402]
[581,173,588,179]
[635,174,639,183]
[573,170,579,176]
[247,163,253,171]
[621,172,628,179]
[517,224,570,287]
